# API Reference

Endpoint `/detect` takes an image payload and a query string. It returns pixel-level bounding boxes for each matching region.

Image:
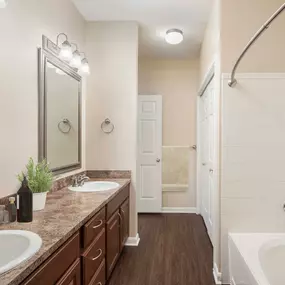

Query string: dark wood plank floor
[108,214,215,285]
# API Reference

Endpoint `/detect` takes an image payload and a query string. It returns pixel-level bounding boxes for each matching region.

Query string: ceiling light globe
[59,40,73,61]
[165,29,184,45]
[70,50,82,68]
[80,59,90,75]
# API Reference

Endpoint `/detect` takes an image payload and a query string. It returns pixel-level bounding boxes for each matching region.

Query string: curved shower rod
[228,3,285,87]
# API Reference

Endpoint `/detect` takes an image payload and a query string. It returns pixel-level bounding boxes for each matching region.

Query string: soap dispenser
[17,176,33,223]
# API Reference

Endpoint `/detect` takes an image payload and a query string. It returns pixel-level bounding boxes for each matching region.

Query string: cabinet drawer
[22,232,80,285]
[89,259,106,285]
[106,185,129,219]
[106,210,120,278]
[82,207,106,249]
[82,228,105,285]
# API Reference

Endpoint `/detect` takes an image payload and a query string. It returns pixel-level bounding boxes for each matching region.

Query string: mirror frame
[38,35,82,174]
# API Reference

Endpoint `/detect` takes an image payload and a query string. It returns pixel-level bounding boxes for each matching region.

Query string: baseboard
[125,233,140,246]
[213,263,222,284]
[161,207,197,214]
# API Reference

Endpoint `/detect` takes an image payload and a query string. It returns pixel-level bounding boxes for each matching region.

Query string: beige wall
[221,0,285,73]
[0,0,86,197]
[85,22,138,237]
[138,59,198,208]
[199,0,220,83]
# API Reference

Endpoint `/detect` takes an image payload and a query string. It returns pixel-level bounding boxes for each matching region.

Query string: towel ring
[101,118,114,134]
[58,118,71,134]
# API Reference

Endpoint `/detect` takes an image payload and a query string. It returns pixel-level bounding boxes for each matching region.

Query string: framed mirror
[38,36,82,174]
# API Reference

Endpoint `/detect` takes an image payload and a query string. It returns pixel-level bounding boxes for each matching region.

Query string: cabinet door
[56,259,81,285]
[106,210,120,278]
[120,199,129,251]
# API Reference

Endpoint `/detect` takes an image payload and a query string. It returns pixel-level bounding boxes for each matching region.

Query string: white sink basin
[68,181,120,192]
[0,230,42,275]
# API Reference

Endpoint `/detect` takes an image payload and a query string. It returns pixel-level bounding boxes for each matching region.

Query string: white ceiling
[72,0,213,59]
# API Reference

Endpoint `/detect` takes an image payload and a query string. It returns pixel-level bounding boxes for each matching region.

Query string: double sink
[0,181,119,276]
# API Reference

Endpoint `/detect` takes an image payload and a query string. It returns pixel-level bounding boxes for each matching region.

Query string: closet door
[198,78,215,243]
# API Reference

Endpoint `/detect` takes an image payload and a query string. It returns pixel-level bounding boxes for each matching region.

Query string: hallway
[108,214,215,285]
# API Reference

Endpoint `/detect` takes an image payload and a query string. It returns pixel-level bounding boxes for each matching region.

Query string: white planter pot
[33,192,47,211]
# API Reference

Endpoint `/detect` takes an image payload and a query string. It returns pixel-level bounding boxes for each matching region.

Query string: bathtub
[229,233,285,285]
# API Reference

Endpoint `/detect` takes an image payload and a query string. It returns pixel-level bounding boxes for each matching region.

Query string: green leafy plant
[17,158,53,193]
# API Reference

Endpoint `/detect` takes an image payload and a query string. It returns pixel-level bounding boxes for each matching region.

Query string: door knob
[209,169,214,173]
[191,145,197,150]
[156,158,161,163]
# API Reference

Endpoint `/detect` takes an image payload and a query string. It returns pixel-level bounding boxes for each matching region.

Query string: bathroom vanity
[0,178,130,285]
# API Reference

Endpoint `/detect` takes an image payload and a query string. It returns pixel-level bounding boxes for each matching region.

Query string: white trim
[125,233,140,246]
[222,72,285,79]
[198,62,216,96]
[161,207,197,214]
[213,263,222,284]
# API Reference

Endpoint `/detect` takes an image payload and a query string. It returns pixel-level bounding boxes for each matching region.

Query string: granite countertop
[0,178,131,285]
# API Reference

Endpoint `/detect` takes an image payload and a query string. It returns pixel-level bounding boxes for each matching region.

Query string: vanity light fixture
[165,29,184,45]
[56,33,73,62]
[70,43,82,69]
[54,33,90,75]
[0,0,7,8]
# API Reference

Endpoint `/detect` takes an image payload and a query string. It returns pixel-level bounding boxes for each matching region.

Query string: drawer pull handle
[93,220,103,229]
[97,283,102,285]
[91,249,103,261]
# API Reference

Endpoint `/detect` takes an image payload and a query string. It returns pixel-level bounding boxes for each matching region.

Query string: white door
[137,95,162,213]
[198,79,215,242]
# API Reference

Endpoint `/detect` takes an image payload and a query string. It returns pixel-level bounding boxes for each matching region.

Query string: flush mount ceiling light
[56,33,73,62]
[70,43,82,69]
[0,0,7,8]
[165,29,184,45]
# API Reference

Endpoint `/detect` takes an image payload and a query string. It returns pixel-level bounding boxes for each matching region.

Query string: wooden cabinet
[120,199,129,251]
[20,183,130,285]
[22,233,80,285]
[56,259,81,285]
[82,228,105,285]
[106,210,120,278]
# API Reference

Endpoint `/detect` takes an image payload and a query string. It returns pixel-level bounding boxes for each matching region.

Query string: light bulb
[165,29,184,45]
[59,40,72,61]
[80,58,90,75]
[70,50,82,68]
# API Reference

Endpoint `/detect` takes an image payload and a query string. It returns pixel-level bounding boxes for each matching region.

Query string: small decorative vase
[33,192,47,211]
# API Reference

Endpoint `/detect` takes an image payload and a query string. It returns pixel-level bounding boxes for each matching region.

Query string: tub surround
[0,178,130,285]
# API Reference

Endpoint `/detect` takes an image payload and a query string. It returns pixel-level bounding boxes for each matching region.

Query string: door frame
[136,94,163,213]
[196,63,222,284]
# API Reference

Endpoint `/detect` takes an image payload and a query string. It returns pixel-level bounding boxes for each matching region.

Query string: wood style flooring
[108,214,215,285]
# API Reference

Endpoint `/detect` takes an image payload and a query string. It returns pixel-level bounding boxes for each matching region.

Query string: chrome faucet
[72,174,90,187]
[77,174,90,187]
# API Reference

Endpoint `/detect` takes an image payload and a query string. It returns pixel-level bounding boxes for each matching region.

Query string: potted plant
[18,158,53,211]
